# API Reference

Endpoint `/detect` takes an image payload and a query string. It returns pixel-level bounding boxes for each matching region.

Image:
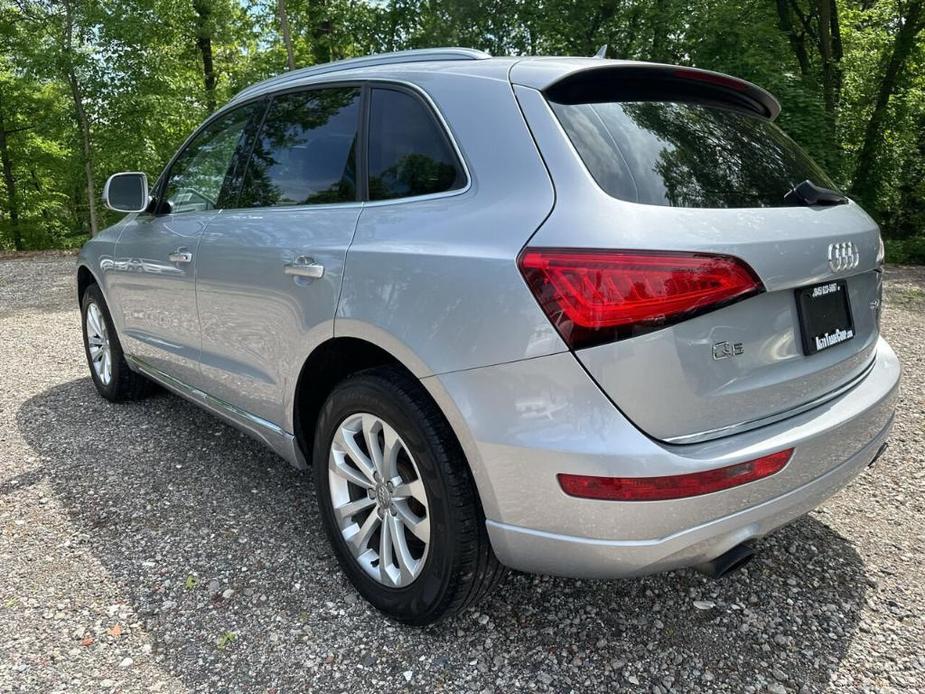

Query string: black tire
[81,283,154,402]
[313,366,506,625]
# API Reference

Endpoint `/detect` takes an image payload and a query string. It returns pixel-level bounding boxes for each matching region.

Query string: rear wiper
[784,179,848,206]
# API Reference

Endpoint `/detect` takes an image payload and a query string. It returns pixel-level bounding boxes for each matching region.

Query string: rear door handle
[168,248,193,264]
[284,256,325,279]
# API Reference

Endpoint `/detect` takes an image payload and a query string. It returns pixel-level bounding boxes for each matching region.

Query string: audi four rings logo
[828,241,860,273]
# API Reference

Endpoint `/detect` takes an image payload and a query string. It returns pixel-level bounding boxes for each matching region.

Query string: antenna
[593,44,608,59]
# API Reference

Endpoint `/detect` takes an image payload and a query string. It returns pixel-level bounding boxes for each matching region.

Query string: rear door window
[550,99,837,208]
[366,87,466,201]
[239,87,361,207]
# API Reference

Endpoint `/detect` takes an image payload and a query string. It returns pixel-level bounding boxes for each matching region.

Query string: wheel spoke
[378,511,394,586]
[393,477,427,505]
[330,452,374,490]
[361,415,385,476]
[388,514,417,584]
[333,426,377,484]
[333,495,375,522]
[87,305,102,337]
[393,500,430,543]
[381,425,402,482]
[345,509,379,556]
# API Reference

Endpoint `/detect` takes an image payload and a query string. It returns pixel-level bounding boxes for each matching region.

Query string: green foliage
[0,0,923,261]
[215,630,237,649]
[885,236,925,265]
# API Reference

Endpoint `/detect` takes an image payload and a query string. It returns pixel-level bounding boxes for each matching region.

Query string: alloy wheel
[85,302,112,386]
[327,412,430,587]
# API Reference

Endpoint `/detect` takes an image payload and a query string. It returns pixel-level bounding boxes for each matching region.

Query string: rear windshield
[549,100,837,208]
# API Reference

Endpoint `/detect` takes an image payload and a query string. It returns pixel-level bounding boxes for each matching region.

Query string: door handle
[168,248,193,264]
[284,256,325,279]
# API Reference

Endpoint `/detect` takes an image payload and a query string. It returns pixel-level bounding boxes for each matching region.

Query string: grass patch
[215,631,238,650]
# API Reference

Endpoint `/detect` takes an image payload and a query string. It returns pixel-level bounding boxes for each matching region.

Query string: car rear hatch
[512,61,884,444]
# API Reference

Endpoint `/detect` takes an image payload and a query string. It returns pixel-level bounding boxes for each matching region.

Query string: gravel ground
[1,255,923,693]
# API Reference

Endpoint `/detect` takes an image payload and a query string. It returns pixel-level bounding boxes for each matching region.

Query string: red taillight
[558,449,793,502]
[518,248,762,349]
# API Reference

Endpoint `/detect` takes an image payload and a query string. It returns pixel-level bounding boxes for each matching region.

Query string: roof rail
[231,48,491,103]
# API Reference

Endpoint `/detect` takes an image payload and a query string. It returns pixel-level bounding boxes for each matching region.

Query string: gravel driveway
[1,256,923,693]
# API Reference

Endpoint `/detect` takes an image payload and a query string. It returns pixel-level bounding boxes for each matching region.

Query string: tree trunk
[775,0,811,77]
[816,0,838,114]
[30,167,43,192]
[194,0,217,112]
[830,0,843,101]
[581,0,618,57]
[61,0,98,236]
[0,109,22,251]
[68,69,98,235]
[311,0,333,64]
[851,0,925,202]
[649,0,665,60]
[387,2,398,52]
[277,0,296,70]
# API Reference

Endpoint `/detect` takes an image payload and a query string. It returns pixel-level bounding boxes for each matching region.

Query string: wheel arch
[76,264,99,307]
[292,336,417,468]
[290,335,499,521]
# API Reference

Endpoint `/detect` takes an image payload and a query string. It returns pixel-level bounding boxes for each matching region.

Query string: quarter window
[367,88,465,201]
[239,87,361,207]
[162,103,262,215]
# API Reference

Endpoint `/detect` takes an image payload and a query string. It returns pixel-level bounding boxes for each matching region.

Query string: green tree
[0,0,923,253]
[850,0,925,209]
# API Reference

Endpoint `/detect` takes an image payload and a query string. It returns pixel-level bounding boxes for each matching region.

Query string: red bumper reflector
[557,449,794,501]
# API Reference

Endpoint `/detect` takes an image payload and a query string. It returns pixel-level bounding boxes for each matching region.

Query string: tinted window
[163,103,262,214]
[550,100,837,208]
[367,88,465,201]
[240,88,360,207]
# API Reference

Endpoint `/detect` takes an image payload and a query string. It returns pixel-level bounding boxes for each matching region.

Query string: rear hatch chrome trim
[664,354,878,444]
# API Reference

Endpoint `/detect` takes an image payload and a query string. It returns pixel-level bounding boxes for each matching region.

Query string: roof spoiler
[540,63,781,120]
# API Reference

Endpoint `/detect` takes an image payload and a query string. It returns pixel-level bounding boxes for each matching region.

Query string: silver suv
[78,48,900,624]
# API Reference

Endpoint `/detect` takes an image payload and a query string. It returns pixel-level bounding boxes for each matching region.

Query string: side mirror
[103,172,149,213]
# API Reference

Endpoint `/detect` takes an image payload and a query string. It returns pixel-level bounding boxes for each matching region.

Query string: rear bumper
[486,414,892,577]
[426,337,900,578]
